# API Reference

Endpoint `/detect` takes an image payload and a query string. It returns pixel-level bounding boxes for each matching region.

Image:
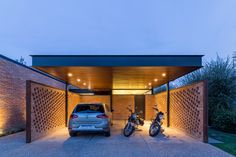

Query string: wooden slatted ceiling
[35,66,199,90]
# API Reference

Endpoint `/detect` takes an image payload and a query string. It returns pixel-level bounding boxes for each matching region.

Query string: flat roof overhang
[31,55,203,90]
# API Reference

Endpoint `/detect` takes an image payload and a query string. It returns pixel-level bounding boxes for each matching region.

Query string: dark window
[75,104,104,113]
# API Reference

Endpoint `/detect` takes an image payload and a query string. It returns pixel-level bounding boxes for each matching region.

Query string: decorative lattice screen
[26,81,65,143]
[155,81,208,142]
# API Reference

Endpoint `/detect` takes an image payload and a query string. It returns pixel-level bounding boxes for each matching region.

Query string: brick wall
[68,92,80,121]
[80,95,111,110]
[112,95,135,120]
[26,81,66,143]
[155,92,168,126]
[155,81,208,142]
[145,95,156,120]
[0,56,65,133]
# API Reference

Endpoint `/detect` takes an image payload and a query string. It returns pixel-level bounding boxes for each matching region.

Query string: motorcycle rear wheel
[149,123,160,137]
[123,123,135,137]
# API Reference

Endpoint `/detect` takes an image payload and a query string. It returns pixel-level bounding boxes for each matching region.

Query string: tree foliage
[181,55,236,126]
[16,56,26,65]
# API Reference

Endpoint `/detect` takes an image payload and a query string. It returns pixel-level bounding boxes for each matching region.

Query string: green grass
[209,128,236,156]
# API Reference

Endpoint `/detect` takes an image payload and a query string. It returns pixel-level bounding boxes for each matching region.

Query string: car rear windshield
[75,104,104,113]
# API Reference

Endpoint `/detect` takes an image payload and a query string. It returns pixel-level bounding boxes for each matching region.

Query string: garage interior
[26,55,207,143]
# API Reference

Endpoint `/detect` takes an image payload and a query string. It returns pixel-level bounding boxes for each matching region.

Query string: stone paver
[0,121,233,157]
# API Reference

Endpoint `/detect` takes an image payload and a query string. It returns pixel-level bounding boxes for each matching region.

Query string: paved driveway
[0,121,233,157]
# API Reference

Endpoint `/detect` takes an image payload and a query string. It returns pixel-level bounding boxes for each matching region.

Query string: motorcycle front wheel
[123,123,135,137]
[149,123,160,137]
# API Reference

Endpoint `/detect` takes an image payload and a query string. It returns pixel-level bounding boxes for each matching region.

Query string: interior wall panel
[79,95,111,110]
[112,95,135,120]
[68,92,80,122]
[155,93,168,126]
[145,95,156,120]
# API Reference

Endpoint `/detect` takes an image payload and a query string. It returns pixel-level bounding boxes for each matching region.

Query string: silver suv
[68,103,112,137]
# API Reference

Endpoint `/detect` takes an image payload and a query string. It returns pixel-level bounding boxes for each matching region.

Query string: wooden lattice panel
[155,92,167,126]
[169,81,206,141]
[155,81,207,142]
[26,81,66,143]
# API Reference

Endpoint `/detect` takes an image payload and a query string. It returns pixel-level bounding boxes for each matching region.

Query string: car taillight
[70,114,78,119]
[96,114,108,119]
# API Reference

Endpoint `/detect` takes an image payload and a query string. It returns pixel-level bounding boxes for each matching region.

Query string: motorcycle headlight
[159,115,164,120]
[132,113,137,119]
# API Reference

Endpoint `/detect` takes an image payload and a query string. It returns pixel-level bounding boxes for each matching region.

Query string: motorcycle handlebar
[153,107,159,111]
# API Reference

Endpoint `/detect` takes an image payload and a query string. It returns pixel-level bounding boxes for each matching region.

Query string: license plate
[81,125,92,129]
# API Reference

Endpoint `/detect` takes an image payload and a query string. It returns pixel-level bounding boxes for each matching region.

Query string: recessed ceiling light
[162,73,166,77]
[68,73,73,77]
[154,78,158,82]
[77,79,81,82]
[145,86,147,88]
[83,83,86,86]
[148,82,152,86]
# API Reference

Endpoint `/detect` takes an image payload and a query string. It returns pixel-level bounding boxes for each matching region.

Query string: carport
[26,55,207,143]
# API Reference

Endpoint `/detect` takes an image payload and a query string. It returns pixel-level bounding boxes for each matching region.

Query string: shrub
[211,110,236,133]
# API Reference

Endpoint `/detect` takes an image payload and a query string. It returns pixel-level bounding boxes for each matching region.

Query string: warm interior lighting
[83,83,86,86]
[162,73,166,77]
[112,90,151,95]
[79,93,94,96]
[77,79,81,82]
[68,73,73,77]
[0,129,3,135]
[154,78,158,82]
[148,82,152,86]
[145,86,147,88]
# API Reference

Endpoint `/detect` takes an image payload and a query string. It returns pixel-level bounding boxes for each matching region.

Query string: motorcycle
[149,105,164,137]
[123,105,144,137]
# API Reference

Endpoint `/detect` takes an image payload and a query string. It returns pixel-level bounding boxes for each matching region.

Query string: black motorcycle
[123,105,144,137]
[149,106,164,137]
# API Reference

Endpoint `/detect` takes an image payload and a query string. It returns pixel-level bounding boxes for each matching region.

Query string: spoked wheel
[149,123,160,137]
[123,123,135,137]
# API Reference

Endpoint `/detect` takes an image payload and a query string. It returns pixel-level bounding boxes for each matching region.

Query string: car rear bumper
[68,121,110,132]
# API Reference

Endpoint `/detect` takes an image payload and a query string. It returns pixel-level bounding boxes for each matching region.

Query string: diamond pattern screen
[155,81,207,142]
[26,81,66,142]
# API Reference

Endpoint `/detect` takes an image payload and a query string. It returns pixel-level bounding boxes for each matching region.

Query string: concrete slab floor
[0,121,233,157]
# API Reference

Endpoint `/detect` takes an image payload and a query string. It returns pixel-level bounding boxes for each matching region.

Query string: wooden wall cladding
[155,81,208,142]
[26,81,66,143]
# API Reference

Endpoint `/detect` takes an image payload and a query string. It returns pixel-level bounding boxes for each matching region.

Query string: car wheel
[69,131,77,137]
[104,131,110,137]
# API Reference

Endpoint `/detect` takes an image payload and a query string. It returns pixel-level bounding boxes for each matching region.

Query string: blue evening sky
[0,0,236,65]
